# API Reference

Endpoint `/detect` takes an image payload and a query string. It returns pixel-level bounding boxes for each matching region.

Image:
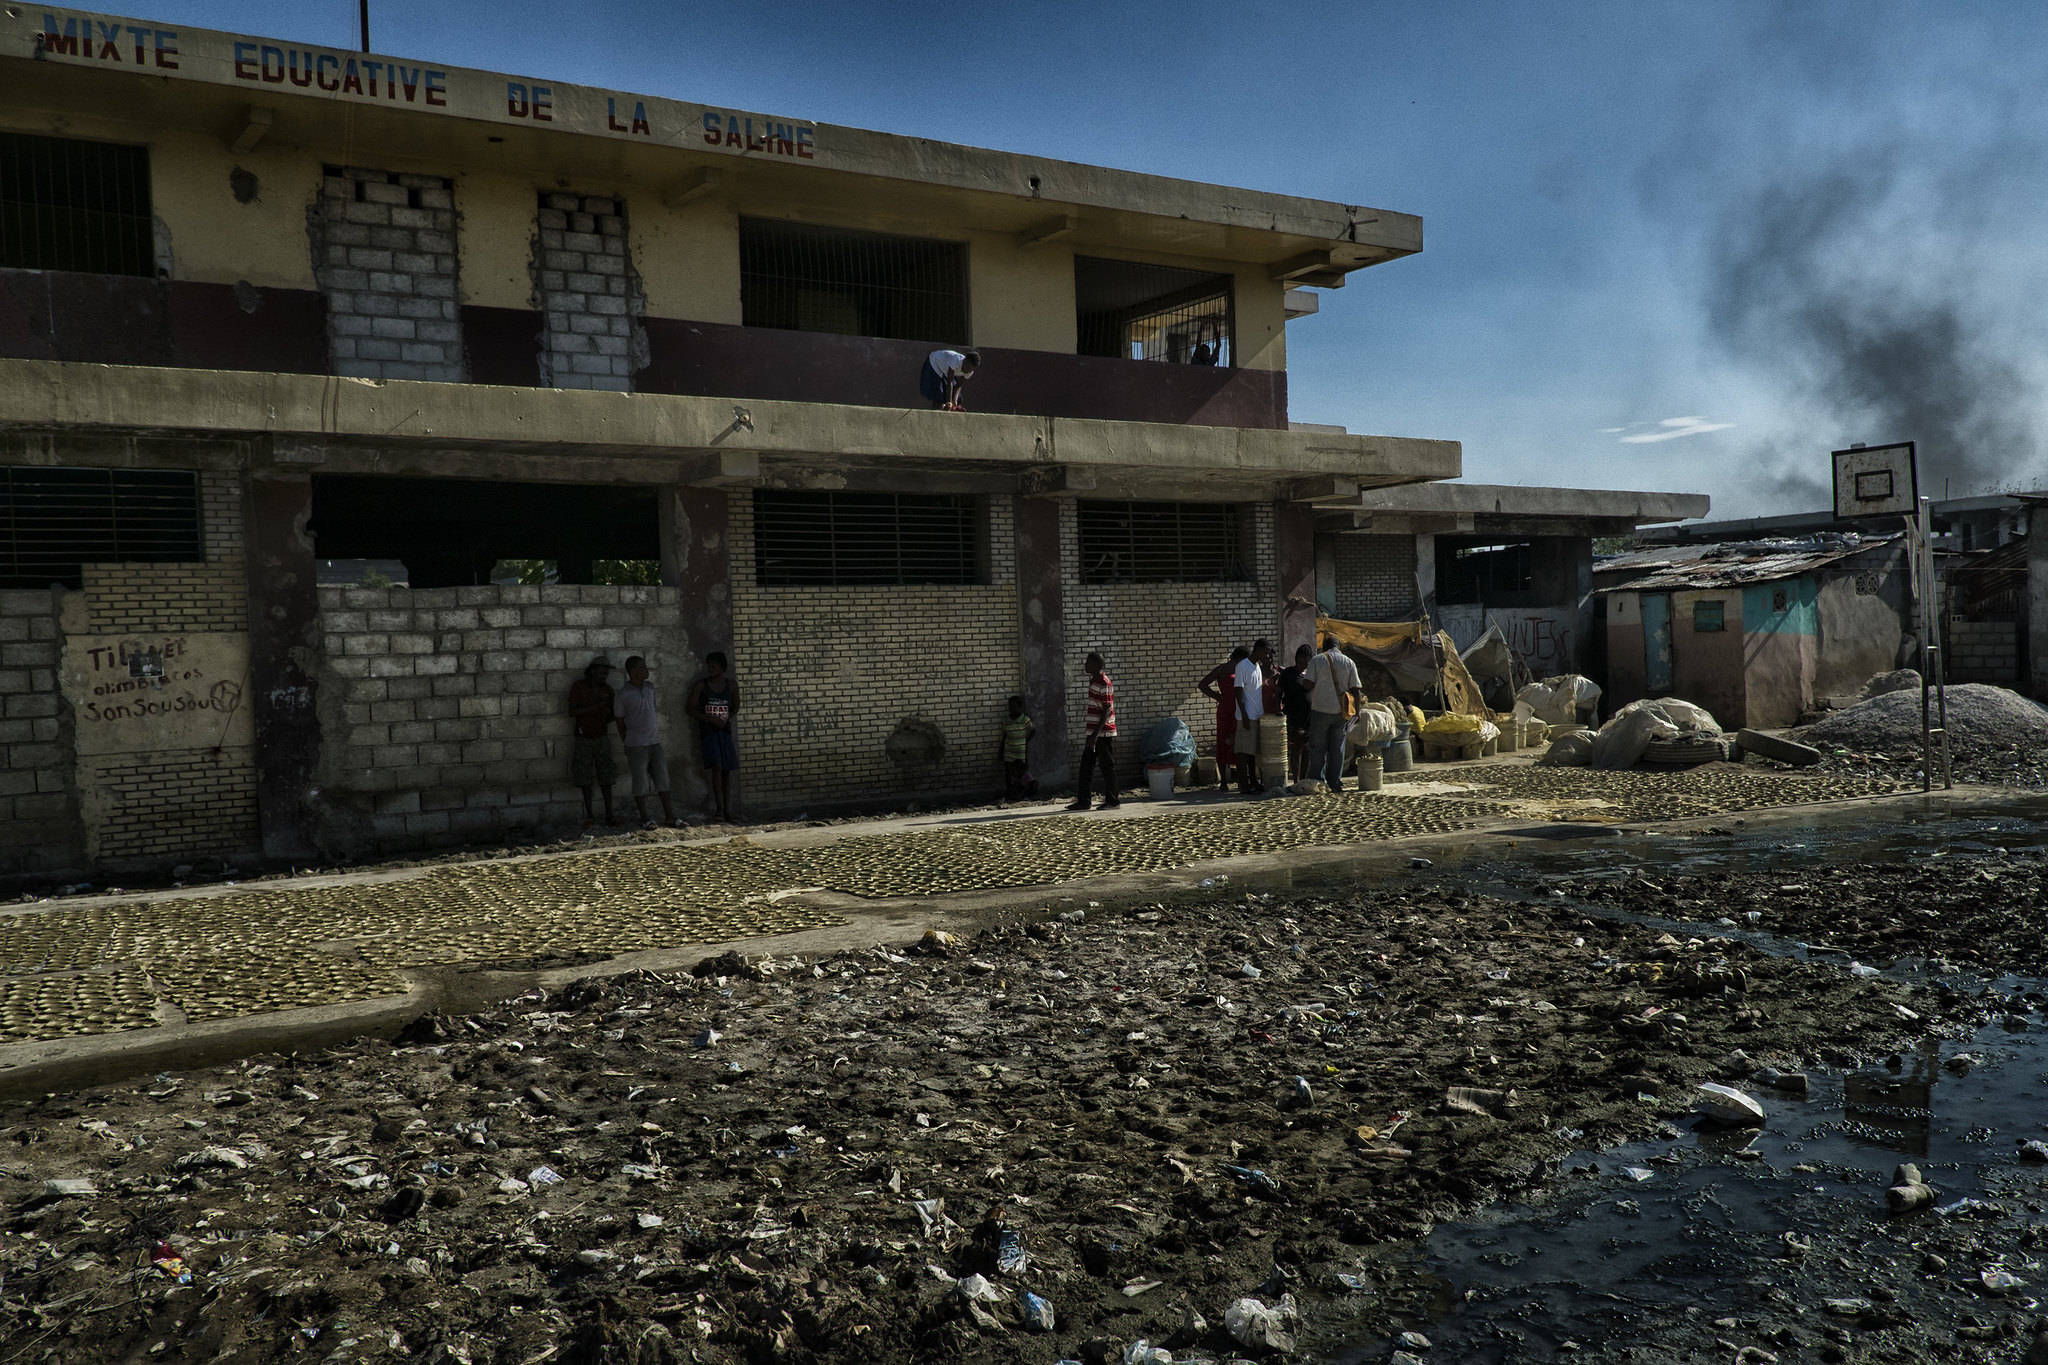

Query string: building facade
[0,11,1460,876]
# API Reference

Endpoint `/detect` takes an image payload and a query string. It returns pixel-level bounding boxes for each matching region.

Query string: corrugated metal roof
[1595,533,1898,592]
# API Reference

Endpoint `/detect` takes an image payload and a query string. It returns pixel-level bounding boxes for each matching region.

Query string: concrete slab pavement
[0,761,1934,1099]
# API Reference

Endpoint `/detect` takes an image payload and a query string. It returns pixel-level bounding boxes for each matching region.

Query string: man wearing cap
[567,656,619,831]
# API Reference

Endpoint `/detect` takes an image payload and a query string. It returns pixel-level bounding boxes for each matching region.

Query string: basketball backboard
[1832,442,1918,519]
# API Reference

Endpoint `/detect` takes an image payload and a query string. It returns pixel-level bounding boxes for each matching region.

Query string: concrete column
[1275,501,1317,659]
[2030,530,2048,700]
[1415,533,1438,618]
[245,464,322,859]
[1014,496,1069,786]
[662,487,733,812]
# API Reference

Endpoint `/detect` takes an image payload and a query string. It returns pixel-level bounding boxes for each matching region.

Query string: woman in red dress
[1199,646,1248,789]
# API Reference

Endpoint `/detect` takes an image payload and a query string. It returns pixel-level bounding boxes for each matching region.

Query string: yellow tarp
[1315,615,1491,718]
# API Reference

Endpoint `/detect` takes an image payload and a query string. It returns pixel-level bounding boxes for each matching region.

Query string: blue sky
[128,1,2048,517]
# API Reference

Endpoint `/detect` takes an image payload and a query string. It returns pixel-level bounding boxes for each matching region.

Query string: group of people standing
[565,652,740,831]
[1199,635,1367,795]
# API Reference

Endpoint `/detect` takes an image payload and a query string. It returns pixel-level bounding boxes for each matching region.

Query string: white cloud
[1618,415,1735,444]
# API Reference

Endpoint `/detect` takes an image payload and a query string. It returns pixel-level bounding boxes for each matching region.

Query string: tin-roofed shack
[1595,534,1910,728]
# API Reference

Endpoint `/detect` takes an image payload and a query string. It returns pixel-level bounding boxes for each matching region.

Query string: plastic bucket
[1383,738,1413,772]
[1145,762,1177,799]
[1356,753,1384,791]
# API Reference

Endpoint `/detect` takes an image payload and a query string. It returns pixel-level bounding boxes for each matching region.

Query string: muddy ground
[1551,847,2048,977]
[1,854,2018,1365]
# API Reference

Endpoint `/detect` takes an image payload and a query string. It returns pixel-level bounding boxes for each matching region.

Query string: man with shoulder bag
[1305,635,1365,793]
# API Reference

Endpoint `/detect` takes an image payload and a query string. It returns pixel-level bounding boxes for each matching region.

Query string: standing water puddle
[1324,795,2048,1362]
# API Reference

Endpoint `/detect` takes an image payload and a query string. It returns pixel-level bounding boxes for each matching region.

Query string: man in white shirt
[613,655,679,828]
[1233,638,1271,795]
[1305,635,1366,792]
[920,348,980,410]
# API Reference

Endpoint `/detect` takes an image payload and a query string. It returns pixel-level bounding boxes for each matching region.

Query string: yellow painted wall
[150,129,321,290]
[454,170,537,309]
[967,233,1073,352]
[1233,266,1287,372]
[1,97,1295,371]
[634,199,741,325]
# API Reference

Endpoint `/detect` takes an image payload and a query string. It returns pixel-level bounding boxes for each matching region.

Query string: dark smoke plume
[1705,158,2041,504]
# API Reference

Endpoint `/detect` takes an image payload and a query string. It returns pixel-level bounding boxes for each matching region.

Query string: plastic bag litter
[1517,675,1602,726]
[1224,1294,1299,1352]
[1139,717,1195,767]
[1540,731,1596,766]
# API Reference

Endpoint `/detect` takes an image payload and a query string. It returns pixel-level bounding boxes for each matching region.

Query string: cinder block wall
[1060,502,1279,778]
[1331,534,1419,620]
[313,584,680,848]
[313,166,463,382]
[1947,618,2018,683]
[535,191,646,391]
[728,492,1023,809]
[0,587,75,875]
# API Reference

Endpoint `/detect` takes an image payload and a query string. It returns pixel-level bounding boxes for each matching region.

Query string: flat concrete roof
[1,9,1419,278]
[0,360,1459,499]
[1352,482,1708,522]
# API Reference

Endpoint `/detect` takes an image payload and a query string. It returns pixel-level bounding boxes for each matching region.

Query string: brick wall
[729,492,1023,809]
[1948,618,2018,682]
[82,751,259,859]
[313,166,464,382]
[314,584,680,847]
[1060,501,1279,776]
[69,467,260,865]
[1332,534,1419,620]
[535,192,646,392]
[0,588,76,875]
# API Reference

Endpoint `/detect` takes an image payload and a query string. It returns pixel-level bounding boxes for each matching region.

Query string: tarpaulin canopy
[1316,615,1490,717]
[1310,618,1490,720]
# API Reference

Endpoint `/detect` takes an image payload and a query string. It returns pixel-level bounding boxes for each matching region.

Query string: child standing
[686,651,740,824]
[997,695,1036,799]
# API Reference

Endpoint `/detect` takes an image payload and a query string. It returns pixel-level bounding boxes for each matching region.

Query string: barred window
[1435,540,1534,605]
[753,490,980,586]
[1076,501,1248,584]
[1,467,201,589]
[1075,257,1232,366]
[740,219,968,343]
[0,132,154,276]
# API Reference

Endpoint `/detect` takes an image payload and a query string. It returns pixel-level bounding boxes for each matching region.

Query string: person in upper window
[920,348,981,411]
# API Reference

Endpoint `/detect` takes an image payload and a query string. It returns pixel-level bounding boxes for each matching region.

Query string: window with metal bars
[0,467,202,588]
[0,132,154,276]
[752,490,981,586]
[1075,501,1249,584]
[1434,540,1534,604]
[739,218,968,343]
[1074,257,1233,366]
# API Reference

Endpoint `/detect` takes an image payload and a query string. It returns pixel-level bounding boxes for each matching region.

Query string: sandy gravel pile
[1803,683,2048,785]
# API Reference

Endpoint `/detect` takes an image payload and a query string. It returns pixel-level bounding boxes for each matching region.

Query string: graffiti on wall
[60,633,254,756]
[1439,606,1577,677]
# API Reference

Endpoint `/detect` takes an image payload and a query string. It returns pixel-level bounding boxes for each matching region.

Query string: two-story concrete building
[0,9,1461,876]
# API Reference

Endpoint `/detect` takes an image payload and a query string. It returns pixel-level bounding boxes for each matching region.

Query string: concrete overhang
[1321,481,1708,537]
[0,11,1420,277]
[0,360,1459,500]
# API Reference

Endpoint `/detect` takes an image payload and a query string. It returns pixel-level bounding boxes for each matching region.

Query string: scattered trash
[1224,1294,1299,1353]
[1022,1291,1056,1331]
[527,1166,563,1187]
[1696,1082,1765,1126]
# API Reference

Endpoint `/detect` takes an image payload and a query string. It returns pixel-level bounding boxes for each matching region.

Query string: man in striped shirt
[1066,650,1121,811]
